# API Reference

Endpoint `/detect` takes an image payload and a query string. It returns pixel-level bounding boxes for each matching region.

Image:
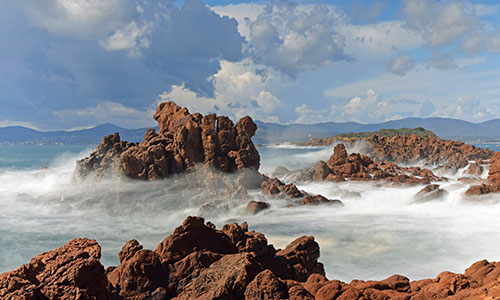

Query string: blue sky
[1,0,500,130]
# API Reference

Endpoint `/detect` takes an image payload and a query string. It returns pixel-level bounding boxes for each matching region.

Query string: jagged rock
[466,163,483,176]
[466,152,500,196]
[75,101,260,180]
[287,143,446,185]
[366,134,493,170]
[245,200,270,215]
[276,236,325,282]
[300,195,343,206]
[6,217,500,299]
[413,184,448,203]
[108,247,170,299]
[0,238,109,300]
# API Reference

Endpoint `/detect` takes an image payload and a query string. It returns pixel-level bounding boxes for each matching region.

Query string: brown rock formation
[286,144,445,185]
[75,101,260,180]
[366,134,493,170]
[0,238,109,300]
[466,152,500,196]
[261,176,344,207]
[413,184,448,203]
[4,216,500,299]
[246,200,271,214]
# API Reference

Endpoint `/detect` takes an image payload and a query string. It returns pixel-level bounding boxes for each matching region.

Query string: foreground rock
[281,144,445,185]
[75,101,260,180]
[466,152,500,196]
[3,216,500,299]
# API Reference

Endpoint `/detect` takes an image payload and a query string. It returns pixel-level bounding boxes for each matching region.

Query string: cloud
[27,0,130,39]
[294,104,329,124]
[157,59,283,122]
[246,3,351,77]
[0,0,247,129]
[387,54,415,75]
[432,96,497,122]
[402,0,500,55]
[329,89,438,123]
[101,21,152,56]
[53,101,156,129]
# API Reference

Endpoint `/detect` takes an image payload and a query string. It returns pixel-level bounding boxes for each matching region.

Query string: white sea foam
[1,146,499,285]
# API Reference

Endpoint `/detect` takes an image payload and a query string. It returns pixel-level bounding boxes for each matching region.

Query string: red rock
[75,101,260,180]
[175,252,261,300]
[300,195,343,206]
[155,216,235,264]
[108,248,170,299]
[413,184,448,203]
[467,152,500,195]
[245,200,270,215]
[244,269,290,299]
[313,160,333,181]
[0,238,109,300]
[276,236,325,282]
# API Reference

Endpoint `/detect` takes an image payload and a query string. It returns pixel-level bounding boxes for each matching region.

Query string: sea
[0,142,499,282]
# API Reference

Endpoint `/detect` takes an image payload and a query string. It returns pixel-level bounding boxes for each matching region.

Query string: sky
[1,0,500,130]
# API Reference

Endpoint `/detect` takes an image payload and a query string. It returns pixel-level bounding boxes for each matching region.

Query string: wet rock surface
[413,184,448,203]
[4,216,500,299]
[261,176,344,207]
[280,144,446,186]
[466,152,500,196]
[324,134,494,170]
[75,101,260,180]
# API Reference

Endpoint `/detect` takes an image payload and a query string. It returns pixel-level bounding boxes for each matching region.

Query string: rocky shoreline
[3,101,499,299]
[3,216,500,300]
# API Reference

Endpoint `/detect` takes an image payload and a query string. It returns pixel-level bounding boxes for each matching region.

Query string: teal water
[0,143,499,282]
[0,144,95,170]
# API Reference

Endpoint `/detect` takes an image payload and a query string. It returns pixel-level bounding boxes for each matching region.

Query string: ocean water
[0,142,499,282]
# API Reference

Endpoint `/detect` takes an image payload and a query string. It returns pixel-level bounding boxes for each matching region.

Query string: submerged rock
[75,101,260,180]
[4,216,500,299]
[413,184,448,203]
[245,200,270,215]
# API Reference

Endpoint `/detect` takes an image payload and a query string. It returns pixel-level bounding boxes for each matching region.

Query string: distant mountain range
[0,117,499,145]
[254,117,500,144]
[0,123,149,145]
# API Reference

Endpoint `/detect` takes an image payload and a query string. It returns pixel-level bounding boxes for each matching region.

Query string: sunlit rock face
[4,216,500,300]
[74,101,260,180]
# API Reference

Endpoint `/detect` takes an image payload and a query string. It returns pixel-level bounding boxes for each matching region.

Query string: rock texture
[4,216,500,299]
[413,184,448,203]
[75,101,260,180]
[466,152,500,196]
[261,176,343,207]
[302,134,493,171]
[282,144,445,185]
[366,134,493,170]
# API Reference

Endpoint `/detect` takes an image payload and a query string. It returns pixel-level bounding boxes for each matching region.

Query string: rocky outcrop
[466,152,500,196]
[0,238,109,300]
[261,176,343,207]
[4,216,500,299]
[245,200,270,214]
[283,144,445,185]
[413,184,448,203]
[366,134,493,170]
[75,101,260,180]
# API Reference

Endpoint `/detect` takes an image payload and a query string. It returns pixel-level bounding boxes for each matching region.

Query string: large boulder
[0,238,109,300]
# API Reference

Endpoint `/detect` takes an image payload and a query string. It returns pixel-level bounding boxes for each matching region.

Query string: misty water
[1,143,500,282]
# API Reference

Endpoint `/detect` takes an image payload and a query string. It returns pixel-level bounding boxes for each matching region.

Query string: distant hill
[1,117,499,145]
[254,117,500,144]
[0,123,151,145]
[296,127,437,146]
